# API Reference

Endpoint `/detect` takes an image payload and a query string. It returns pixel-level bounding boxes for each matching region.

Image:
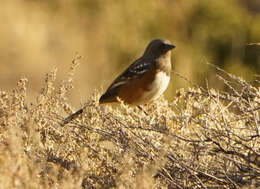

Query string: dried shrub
[0,57,259,188]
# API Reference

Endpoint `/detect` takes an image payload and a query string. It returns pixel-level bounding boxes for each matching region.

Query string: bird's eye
[159,43,165,50]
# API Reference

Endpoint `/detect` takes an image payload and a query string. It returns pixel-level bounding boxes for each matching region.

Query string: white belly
[140,71,170,103]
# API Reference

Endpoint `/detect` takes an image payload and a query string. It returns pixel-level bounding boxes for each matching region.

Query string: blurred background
[0,0,259,105]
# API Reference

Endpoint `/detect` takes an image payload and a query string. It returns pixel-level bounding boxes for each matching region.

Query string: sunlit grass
[0,57,259,188]
[0,0,259,188]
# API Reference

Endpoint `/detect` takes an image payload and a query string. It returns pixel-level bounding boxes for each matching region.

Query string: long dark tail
[62,108,84,125]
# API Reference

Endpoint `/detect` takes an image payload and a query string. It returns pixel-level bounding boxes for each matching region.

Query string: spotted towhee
[63,39,175,125]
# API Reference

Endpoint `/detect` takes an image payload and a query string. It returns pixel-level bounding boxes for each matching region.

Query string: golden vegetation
[1,0,260,188]
[0,55,259,188]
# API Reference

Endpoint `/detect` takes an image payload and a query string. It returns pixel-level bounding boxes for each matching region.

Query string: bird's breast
[140,71,170,103]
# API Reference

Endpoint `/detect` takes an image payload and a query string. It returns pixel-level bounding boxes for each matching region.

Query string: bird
[62,39,175,125]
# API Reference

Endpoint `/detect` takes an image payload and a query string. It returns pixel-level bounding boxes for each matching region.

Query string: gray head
[143,39,175,59]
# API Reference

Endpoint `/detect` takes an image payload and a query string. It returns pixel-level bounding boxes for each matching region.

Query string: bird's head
[143,39,175,59]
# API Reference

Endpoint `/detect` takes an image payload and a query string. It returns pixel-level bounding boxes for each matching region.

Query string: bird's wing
[108,58,154,90]
[99,58,155,101]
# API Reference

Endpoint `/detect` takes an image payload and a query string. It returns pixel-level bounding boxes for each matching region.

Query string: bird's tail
[62,108,84,126]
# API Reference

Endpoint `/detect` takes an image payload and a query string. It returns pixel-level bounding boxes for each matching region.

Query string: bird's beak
[165,43,175,50]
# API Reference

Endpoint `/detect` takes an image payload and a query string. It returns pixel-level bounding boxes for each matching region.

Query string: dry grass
[0,55,259,188]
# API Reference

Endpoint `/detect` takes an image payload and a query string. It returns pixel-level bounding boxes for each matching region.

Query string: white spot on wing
[110,80,128,89]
